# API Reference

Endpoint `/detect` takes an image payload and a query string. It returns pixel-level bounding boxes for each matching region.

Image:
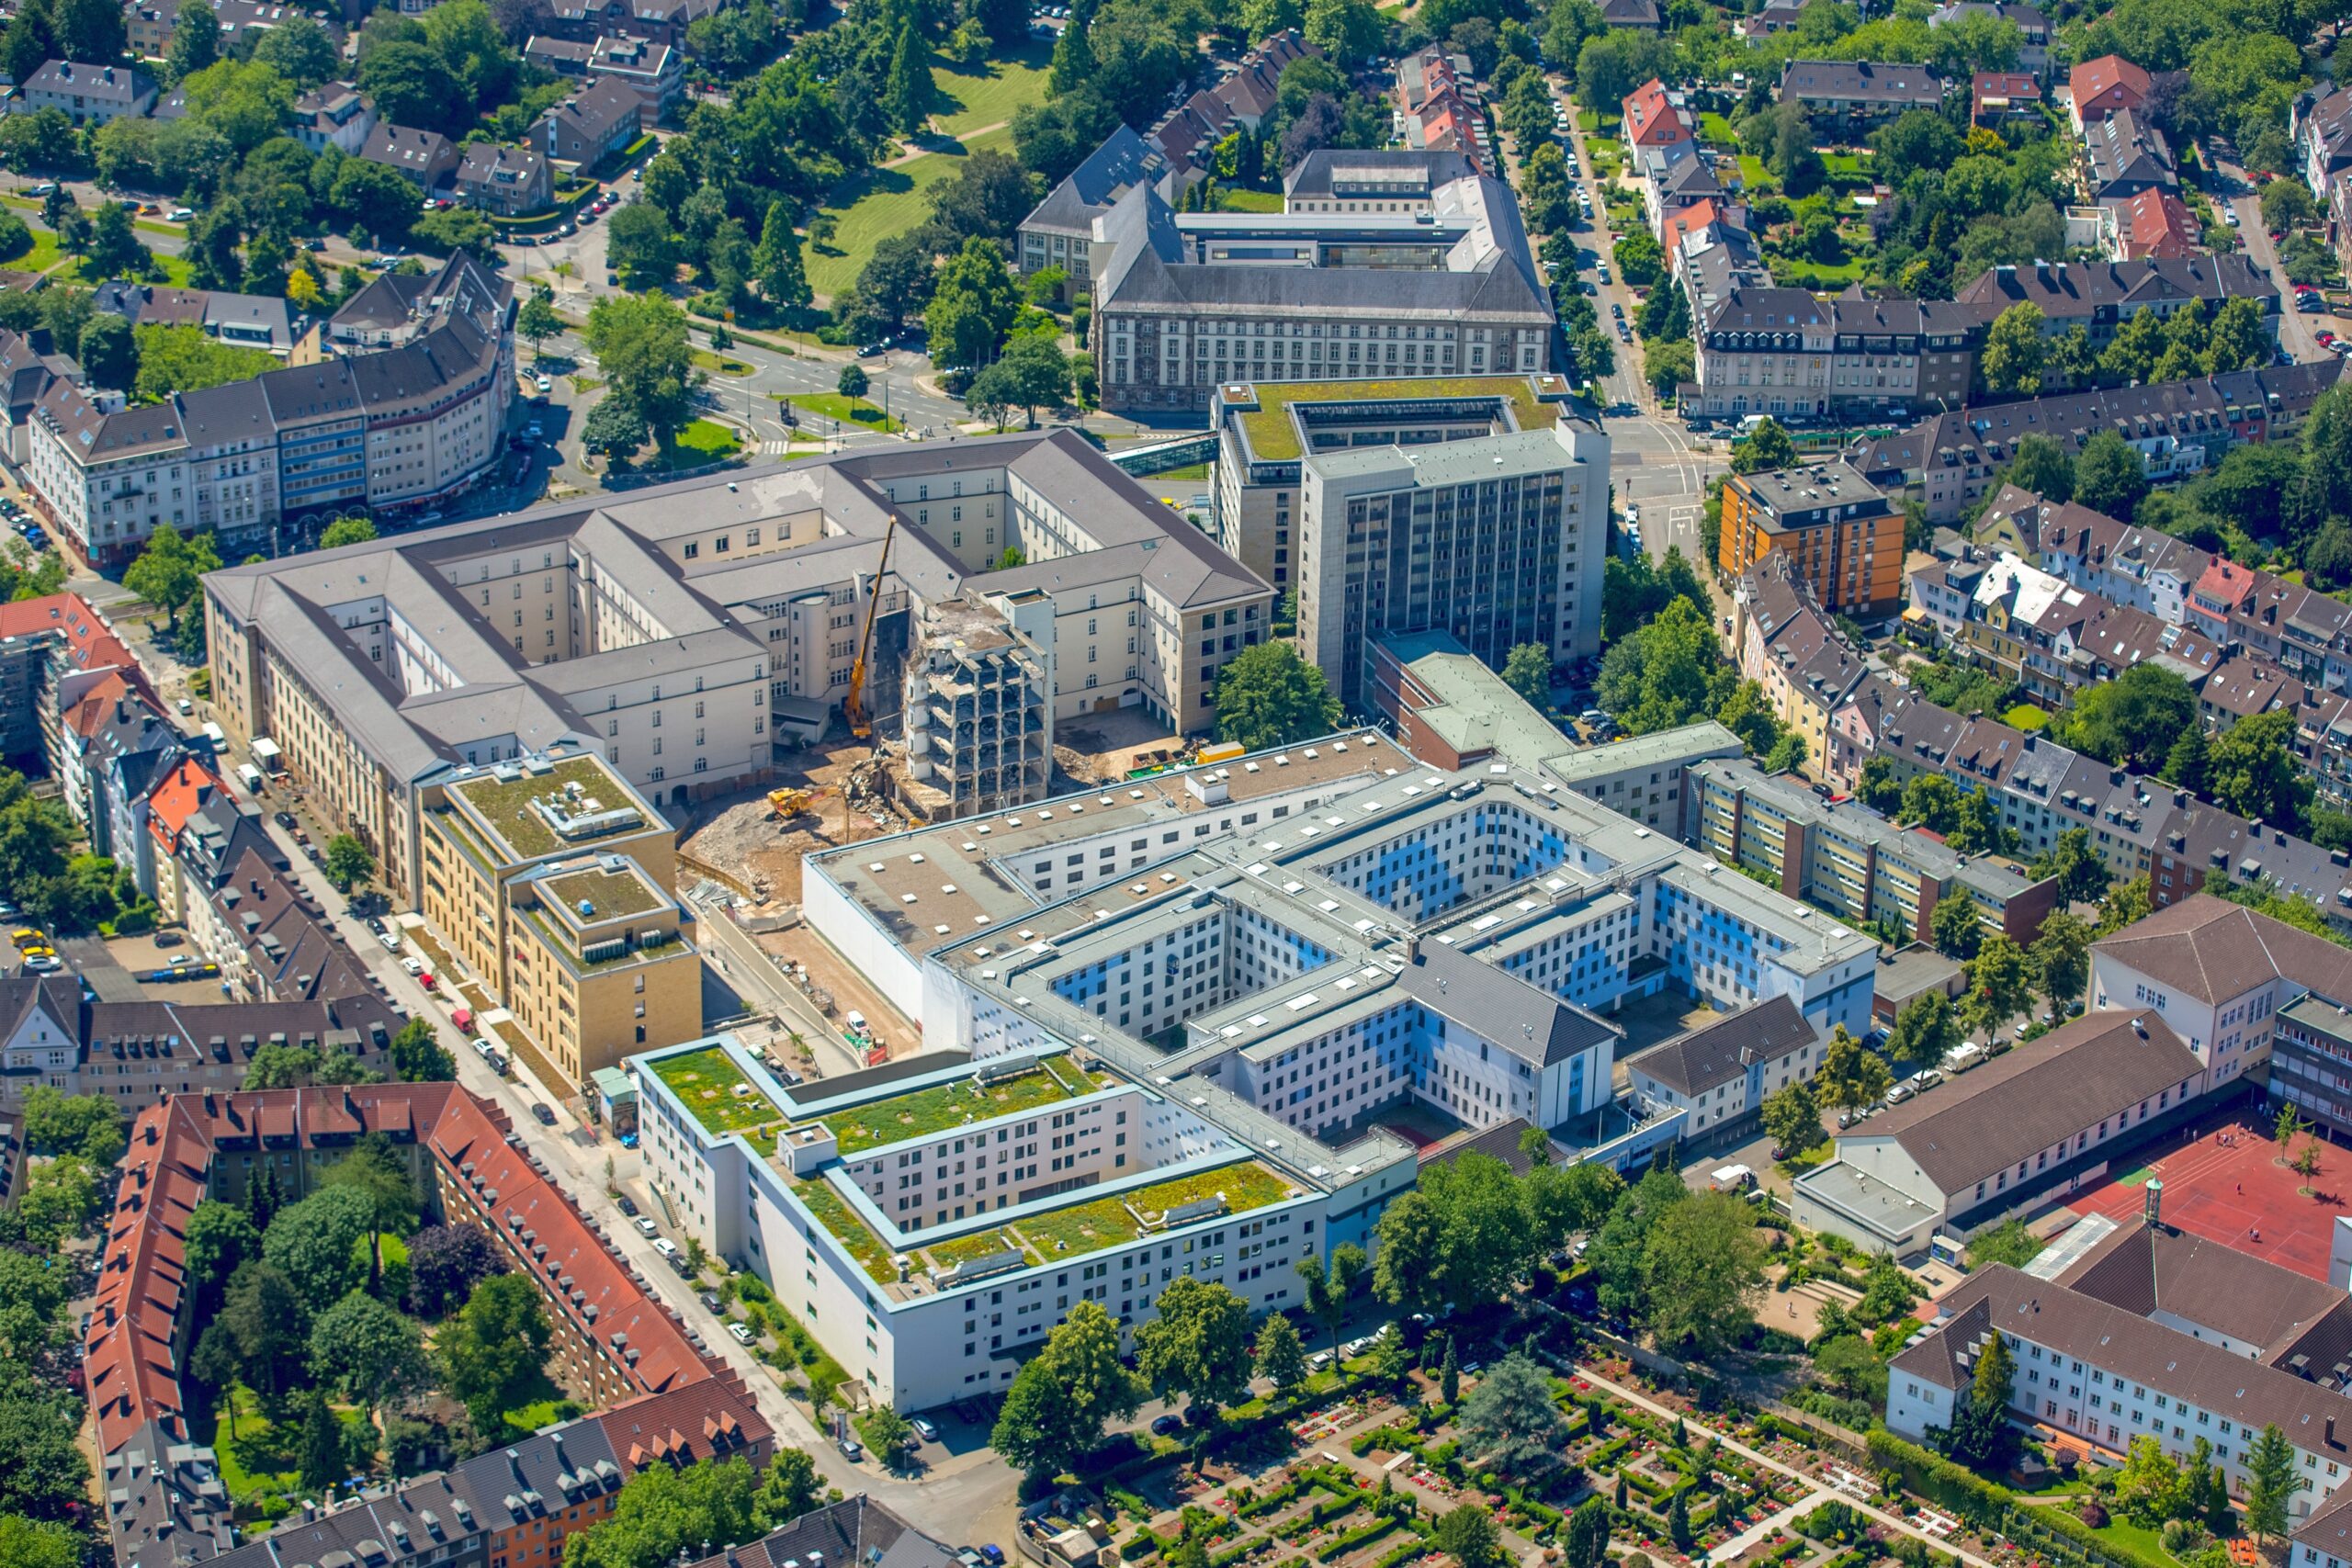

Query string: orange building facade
[1716,459,1905,615]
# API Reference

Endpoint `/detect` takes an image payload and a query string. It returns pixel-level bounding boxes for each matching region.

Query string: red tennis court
[2065,1111,2346,1281]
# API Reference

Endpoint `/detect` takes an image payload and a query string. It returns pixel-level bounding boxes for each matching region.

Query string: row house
[1779,59,1944,138]
[1148,29,1313,187]
[1689,287,1977,421]
[1954,256,2277,352]
[2081,109,2177,206]
[1396,48,1489,170]
[1729,553,1874,777]
[1846,358,2345,523]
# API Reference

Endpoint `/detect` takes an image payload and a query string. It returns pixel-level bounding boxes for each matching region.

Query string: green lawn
[203,1385,373,1514]
[786,391,903,434]
[691,347,754,377]
[1155,462,1211,480]
[498,1371,579,1437]
[1216,187,1284,212]
[1700,111,1739,145]
[1770,255,1870,287]
[931,44,1051,137]
[1012,1161,1296,1259]
[807,124,1013,299]
[2005,705,2050,731]
[1737,155,1779,192]
[650,1043,783,1135]
[661,418,742,465]
[3,227,62,273]
[58,250,193,288]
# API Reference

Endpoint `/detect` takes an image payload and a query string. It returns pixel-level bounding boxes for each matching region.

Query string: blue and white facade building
[639,730,1874,1414]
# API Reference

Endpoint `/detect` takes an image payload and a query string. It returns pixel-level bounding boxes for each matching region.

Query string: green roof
[650,1044,786,1136]
[1008,1162,1296,1260]
[826,1055,1111,1156]
[544,865,664,919]
[1236,377,1563,463]
[446,755,642,863]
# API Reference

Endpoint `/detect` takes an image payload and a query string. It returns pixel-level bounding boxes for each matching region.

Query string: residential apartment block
[1690,757,2060,947]
[88,1082,774,1568]
[28,252,513,565]
[1778,60,1944,136]
[1717,460,1905,615]
[12,60,155,123]
[1624,994,1822,1143]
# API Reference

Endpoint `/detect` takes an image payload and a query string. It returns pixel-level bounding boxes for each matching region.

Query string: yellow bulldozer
[767,785,831,820]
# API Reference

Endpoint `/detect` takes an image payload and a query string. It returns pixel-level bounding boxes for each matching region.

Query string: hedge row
[1315,1519,1404,1562]
[2008,1503,2174,1568]
[1864,1427,2013,1522]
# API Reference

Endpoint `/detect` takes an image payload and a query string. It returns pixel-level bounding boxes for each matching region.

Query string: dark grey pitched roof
[1855,1009,2200,1194]
[1419,1116,1552,1175]
[1780,58,1943,105]
[680,1496,957,1568]
[1396,942,1621,1067]
[1024,125,1169,234]
[1628,994,1816,1097]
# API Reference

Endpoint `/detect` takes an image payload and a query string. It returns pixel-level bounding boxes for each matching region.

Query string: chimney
[2145,1177,2163,1231]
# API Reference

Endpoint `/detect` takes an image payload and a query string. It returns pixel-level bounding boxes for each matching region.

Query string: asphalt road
[2213,159,2347,367]
[181,757,1032,1548]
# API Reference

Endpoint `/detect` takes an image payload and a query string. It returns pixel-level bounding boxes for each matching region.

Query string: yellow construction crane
[843,509,901,743]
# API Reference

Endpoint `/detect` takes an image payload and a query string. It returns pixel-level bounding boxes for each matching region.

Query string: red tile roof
[2121,188,2197,259]
[144,755,223,858]
[0,591,146,694]
[2072,53,2152,117]
[88,1083,727,1459]
[1622,78,1692,148]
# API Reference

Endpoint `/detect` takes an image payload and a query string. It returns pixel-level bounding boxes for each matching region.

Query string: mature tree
[1961,936,2035,1042]
[262,1184,376,1314]
[515,288,561,363]
[584,293,695,452]
[2030,910,2095,1010]
[605,201,680,289]
[2245,1422,2299,1541]
[182,1199,261,1303]
[965,335,1069,426]
[848,232,936,336]
[837,363,870,401]
[167,0,220,82]
[1595,597,1736,735]
[1643,1190,1765,1352]
[2030,828,2112,907]
[441,1271,552,1431]
[1436,1505,1507,1568]
[1730,416,1795,474]
[751,1448,820,1531]
[2117,1432,2187,1526]
[1455,1353,1572,1476]
[1815,1025,1893,1113]
[990,1301,1143,1477]
[318,515,379,549]
[322,1131,420,1295]
[2208,710,2314,833]
[123,524,220,627]
[1931,886,1986,961]
[1998,434,2075,504]
[1565,1498,1612,1568]
[308,1288,427,1408]
[1886,989,1961,1076]
[0,1248,67,1366]
[562,1456,762,1568]
[1759,1077,1823,1156]
[406,1222,507,1318]
[254,14,338,85]
[1371,1189,1447,1317]
[390,1017,457,1082]
[1294,1243,1364,1355]
[2098,874,2154,935]
[1136,1277,1254,1414]
[924,236,1019,369]
[2062,663,2196,773]
[23,1086,123,1166]
[1254,1311,1307,1394]
[1214,642,1341,752]
[77,311,137,395]
[882,20,935,132]
[2262,178,2319,232]
[580,397,649,462]
[1303,0,1381,64]
[322,833,374,892]
[0,1515,79,1568]
[2074,430,2151,520]
[2164,723,2211,793]
[298,1392,346,1494]
[1500,643,1552,711]
[1981,301,2047,395]
[0,1381,89,1522]
[1939,1329,2014,1470]
[753,201,810,311]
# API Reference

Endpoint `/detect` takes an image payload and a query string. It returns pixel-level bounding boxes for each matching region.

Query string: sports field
[2067,1109,2347,1280]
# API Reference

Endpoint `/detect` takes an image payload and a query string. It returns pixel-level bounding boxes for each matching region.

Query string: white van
[236,762,266,793]
[1736,412,1770,434]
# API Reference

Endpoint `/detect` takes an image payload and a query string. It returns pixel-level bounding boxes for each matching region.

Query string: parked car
[728,1322,755,1344]
[636,1215,660,1236]
[652,1236,679,1258]
[911,1416,940,1443]
[616,1193,639,1216]
[1150,1414,1182,1436]
[529,1102,556,1125]
[699,1291,722,1313]
[838,1438,865,1461]
[273,810,298,829]
[379,929,401,953]
[400,956,424,976]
